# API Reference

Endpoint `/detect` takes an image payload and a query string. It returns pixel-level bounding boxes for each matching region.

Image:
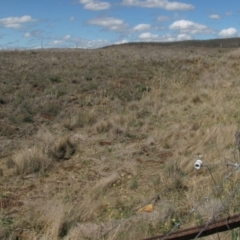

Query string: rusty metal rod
[142,213,240,240]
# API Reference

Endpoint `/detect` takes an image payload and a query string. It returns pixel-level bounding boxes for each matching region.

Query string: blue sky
[0,0,239,49]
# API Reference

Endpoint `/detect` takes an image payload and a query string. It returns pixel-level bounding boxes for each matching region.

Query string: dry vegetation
[1,43,240,239]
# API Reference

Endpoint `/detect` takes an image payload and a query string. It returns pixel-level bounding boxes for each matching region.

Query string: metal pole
[142,213,240,240]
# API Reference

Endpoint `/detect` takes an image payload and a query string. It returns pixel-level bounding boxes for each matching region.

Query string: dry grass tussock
[12,131,76,176]
[1,45,240,239]
[22,200,66,240]
[13,146,52,176]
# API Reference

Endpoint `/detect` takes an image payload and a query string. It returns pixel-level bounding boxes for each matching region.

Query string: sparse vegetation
[1,43,240,239]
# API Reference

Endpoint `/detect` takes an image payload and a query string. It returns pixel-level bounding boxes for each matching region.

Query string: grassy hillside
[105,37,240,48]
[1,44,240,239]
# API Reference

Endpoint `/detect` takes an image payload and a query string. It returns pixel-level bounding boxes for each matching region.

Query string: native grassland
[1,44,240,239]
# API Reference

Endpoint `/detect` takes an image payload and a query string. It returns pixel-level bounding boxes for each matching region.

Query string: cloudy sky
[0,0,239,49]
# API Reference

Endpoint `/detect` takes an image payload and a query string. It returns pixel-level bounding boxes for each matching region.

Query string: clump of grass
[94,171,120,193]
[63,110,97,130]
[95,119,113,134]
[0,216,12,239]
[66,222,102,240]
[77,172,120,222]
[85,76,92,81]
[129,177,138,190]
[0,123,19,137]
[44,103,62,117]
[93,114,129,135]
[13,146,52,176]
[49,75,61,83]
[23,115,34,123]
[192,95,202,104]
[50,136,76,160]
[32,200,66,239]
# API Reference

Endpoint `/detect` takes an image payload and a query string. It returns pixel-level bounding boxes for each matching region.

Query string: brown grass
[13,146,52,176]
[1,45,240,239]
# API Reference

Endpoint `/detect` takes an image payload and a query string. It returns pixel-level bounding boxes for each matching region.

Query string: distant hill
[103,37,240,49]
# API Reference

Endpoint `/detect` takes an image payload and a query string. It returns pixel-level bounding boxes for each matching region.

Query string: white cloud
[0,15,36,29]
[88,17,126,31]
[218,27,237,37]
[138,32,192,42]
[75,38,110,48]
[157,15,169,22]
[177,33,192,41]
[165,1,193,10]
[169,20,213,34]
[53,40,63,45]
[138,32,185,42]
[47,37,111,49]
[63,35,71,40]
[79,0,110,10]
[209,14,221,19]
[24,31,41,38]
[139,32,158,39]
[24,32,31,38]
[53,35,72,45]
[115,39,129,45]
[225,11,233,16]
[133,24,151,31]
[69,17,74,21]
[122,0,194,10]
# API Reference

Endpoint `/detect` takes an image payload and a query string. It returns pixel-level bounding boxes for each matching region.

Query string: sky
[0,0,239,49]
